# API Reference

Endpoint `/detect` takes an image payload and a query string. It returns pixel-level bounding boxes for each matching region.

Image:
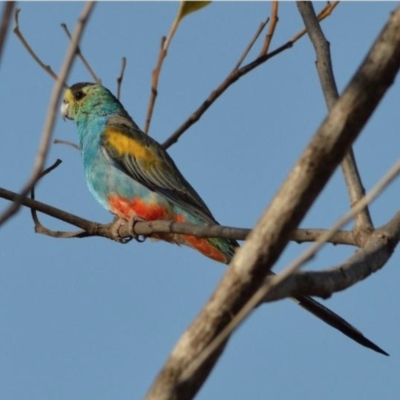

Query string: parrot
[61,82,387,356]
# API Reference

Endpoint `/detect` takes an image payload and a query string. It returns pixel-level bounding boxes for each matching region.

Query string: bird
[61,82,387,356]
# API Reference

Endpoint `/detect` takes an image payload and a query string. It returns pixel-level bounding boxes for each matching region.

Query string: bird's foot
[110,218,132,243]
[109,216,147,244]
[127,216,147,243]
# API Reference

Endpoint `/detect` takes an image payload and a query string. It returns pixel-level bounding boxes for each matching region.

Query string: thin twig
[53,139,80,151]
[259,1,279,57]
[116,56,127,100]
[297,1,373,233]
[0,2,96,227]
[233,18,269,70]
[144,2,212,133]
[0,2,15,68]
[185,159,400,378]
[61,22,100,83]
[30,159,86,238]
[144,36,166,134]
[13,8,62,84]
[162,2,340,149]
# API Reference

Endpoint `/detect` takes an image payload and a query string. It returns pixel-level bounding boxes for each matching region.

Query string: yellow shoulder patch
[104,127,157,163]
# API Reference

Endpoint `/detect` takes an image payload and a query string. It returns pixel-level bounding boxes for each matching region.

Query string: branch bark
[0,2,96,227]
[0,2,15,69]
[297,1,374,233]
[0,185,357,245]
[162,2,339,149]
[145,7,400,400]
[266,212,400,301]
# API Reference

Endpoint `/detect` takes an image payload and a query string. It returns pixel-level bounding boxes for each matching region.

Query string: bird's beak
[60,99,70,121]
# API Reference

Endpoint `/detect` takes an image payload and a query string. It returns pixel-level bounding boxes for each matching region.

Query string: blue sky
[1,2,399,400]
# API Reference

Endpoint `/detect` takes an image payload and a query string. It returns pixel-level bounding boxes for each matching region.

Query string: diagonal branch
[233,18,269,71]
[0,2,15,68]
[61,22,100,83]
[145,7,400,399]
[258,1,278,57]
[144,36,166,134]
[187,158,400,377]
[297,1,373,233]
[13,8,62,83]
[0,2,96,227]
[274,213,400,301]
[162,1,340,149]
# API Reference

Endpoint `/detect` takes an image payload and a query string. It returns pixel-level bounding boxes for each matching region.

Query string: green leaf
[177,1,211,22]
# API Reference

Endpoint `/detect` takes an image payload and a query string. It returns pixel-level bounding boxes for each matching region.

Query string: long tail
[293,294,388,355]
[188,235,388,356]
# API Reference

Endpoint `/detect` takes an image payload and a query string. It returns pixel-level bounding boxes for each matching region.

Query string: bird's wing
[101,116,217,225]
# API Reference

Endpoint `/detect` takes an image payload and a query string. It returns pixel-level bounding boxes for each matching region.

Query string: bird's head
[61,82,122,122]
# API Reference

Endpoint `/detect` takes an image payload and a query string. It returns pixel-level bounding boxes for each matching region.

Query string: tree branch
[0,1,96,227]
[13,8,61,83]
[162,1,340,149]
[116,56,127,100]
[60,22,100,83]
[258,1,278,57]
[0,2,15,69]
[0,184,357,245]
[233,18,269,71]
[145,7,400,399]
[261,208,400,304]
[297,1,374,233]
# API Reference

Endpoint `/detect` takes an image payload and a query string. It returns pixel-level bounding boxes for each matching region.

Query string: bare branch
[179,139,400,390]
[13,8,62,83]
[258,1,278,57]
[0,2,96,227]
[61,22,100,83]
[162,2,340,149]
[146,7,400,398]
[53,139,80,151]
[272,218,400,301]
[233,18,269,71]
[0,181,358,246]
[144,36,166,134]
[290,1,339,43]
[30,160,86,238]
[116,56,127,100]
[297,1,373,232]
[0,2,15,68]
[292,228,355,245]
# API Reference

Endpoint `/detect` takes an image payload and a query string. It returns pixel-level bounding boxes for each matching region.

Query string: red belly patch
[108,195,172,221]
[108,196,227,263]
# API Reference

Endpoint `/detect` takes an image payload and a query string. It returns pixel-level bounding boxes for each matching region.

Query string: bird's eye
[74,90,85,101]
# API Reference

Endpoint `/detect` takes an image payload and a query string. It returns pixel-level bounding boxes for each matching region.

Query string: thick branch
[265,212,400,301]
[145,8,400,400]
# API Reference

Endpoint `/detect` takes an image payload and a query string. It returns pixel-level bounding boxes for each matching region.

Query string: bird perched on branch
[61,82,387,356]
